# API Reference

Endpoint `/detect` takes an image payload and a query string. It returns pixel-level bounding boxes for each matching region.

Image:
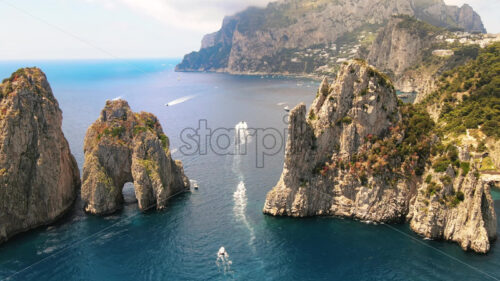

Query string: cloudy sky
[0,0,498,60]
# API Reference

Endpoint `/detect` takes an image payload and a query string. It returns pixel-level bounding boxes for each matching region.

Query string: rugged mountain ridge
[176,0,485,76]
[81,100,189,215]
[0,68,81,244]
[263,60,497,253]
[368,16,498,103]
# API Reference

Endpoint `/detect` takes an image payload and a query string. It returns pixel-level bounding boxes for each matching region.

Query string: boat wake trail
[232,121,250,174]
[232,122,256,247]
[235,121,250,147]
[165,95,195,107]
[233,181,256,246]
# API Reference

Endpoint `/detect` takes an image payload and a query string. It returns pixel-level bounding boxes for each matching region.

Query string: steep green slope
[422,42,500,138]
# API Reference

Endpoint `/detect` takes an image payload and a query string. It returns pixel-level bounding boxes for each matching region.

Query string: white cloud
[444,0,481,5]
[82,0,499,35]
[85,0,272,33]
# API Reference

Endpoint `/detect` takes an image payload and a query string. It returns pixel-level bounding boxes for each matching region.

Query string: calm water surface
[0,59,499,281]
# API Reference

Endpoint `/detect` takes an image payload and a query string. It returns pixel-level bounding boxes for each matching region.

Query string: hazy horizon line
[0,57,183,62]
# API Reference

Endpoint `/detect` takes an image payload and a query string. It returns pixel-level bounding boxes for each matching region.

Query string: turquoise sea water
[0,59,499,281]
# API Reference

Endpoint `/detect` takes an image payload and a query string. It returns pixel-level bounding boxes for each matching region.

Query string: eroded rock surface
[264,60,407,221]
[0,68,80,244]
[81,100,189,215]
[409,167,496,253]
[263,60,497,253]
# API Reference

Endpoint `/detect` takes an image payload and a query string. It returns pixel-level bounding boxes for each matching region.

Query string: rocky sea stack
[81,100,189,215]
[263,60,496,253]
[0,68,80,244]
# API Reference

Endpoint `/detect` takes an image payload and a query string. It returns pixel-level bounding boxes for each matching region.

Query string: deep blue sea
[0,59,499,281]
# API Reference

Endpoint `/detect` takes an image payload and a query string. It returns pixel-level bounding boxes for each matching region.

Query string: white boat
[218,247,228,257]
[190,179,199,190]
[284,106,290,112]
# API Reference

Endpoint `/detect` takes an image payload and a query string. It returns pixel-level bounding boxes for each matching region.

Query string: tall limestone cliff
[367,16,442,77]
[263,60,497,253]
[409,42,500,252]
[368,16,486,102]
[0,68,80,244]
[408,165,497,253]
[263,60,409,221]
[176,0,485,75]
[81,100,189,215]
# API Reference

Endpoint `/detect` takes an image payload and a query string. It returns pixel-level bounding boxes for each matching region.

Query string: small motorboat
[190,180,199,190]
[218,247,228,257]
[284,106,290,112]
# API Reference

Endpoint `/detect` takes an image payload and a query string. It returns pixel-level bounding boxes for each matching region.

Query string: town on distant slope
[176,0,498,98]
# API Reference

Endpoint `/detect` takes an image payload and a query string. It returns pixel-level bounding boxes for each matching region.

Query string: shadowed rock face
[0,68,81,244]
[367,17,442,101]
[81,100,189,215]
[367,16,484,104]
[368,17,439,77]
[263,60,496,253]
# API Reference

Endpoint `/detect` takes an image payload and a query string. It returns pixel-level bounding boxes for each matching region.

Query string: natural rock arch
[81,100,189,215]
[122,182,137,203]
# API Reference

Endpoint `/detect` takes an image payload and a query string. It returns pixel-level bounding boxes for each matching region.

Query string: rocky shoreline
[263,60,497,253]
[0,69,189,244]
[0,59,497,254]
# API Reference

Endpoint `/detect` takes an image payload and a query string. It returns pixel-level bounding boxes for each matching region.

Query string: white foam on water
[230,122,256,255]
[37,246,58,255]
[234,121,250,147]
[233,181,248,222]
[165,95,195,107]
[233,181,256,245]
[277,102,287,106]
[232,121,250,174]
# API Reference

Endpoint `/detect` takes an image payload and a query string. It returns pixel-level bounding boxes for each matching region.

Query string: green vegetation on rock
[425,42,500,138]
[460,162,470,176]
[395,15,444,37]
[480,157,497,171]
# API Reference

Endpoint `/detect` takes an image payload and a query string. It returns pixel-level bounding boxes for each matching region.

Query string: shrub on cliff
[426,42,500,138]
